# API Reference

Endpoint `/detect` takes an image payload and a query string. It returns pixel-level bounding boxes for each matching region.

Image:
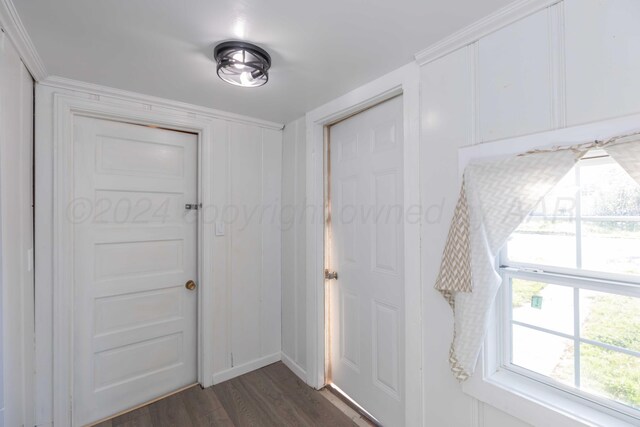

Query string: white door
[72,117,198,426]
[328,96,404,426]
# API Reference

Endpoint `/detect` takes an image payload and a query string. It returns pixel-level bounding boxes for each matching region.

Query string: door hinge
[324,269,338,280]
[230,352,234,367]
[185,203,201,210]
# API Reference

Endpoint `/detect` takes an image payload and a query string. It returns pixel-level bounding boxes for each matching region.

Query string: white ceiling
[14,0,513,124]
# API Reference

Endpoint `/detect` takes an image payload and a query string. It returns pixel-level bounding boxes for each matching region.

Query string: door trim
[305,62,423,424]
[41,94,216,426]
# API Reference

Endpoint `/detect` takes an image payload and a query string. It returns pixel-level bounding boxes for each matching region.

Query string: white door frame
[44,93,216,426]
[305,62,423,424]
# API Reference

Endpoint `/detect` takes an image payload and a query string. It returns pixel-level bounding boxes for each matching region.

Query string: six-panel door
[328,96,405,426]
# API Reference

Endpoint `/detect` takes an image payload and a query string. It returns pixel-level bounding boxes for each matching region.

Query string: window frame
[457,114,640,427]
[498,155,640,424]
[499,265,640,423]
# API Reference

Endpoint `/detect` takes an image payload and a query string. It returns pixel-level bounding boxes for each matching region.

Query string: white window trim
[457,113,640,427]
[498,265,640,422]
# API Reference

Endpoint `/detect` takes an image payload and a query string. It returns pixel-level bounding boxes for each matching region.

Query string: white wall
[0,30,35,427]
[281,0,640,426]
[422,1,640,426]
[34,82,283,425]
[281,117,307,378]
[210,120,283,382]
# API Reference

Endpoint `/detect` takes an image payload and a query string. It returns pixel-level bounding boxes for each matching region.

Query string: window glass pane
[506,170,577,268]
[512,324,574,387]
[581,344,640,410]
[512,279,574,335]
[580,290,640,353]
[579,158,640,276]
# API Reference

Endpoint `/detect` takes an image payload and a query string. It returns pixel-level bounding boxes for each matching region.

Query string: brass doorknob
[185,280,197,291]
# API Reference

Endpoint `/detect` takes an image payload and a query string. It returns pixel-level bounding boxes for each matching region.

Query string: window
[500,150,640,422]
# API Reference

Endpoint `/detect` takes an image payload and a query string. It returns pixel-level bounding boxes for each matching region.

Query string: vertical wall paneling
[420,47,477,427]
[469,41,481,145]
[0,31,6,427]
[294,120,307,370]
[281,120,297,361]
[0,30,34,427]
[478,8,553,142]
[229,123,265,367]
[549,1,567,129]
[210,118,230,376]
[225,122,282,373]
[564,0,640,125]
[281,117,307,378]
[261,128,282,358]
[418,0,640,425]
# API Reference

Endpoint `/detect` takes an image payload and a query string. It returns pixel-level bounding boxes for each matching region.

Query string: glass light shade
[214,41,271,88]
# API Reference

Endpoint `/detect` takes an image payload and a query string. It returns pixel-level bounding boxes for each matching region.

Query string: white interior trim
[414,0,559,66]
[0,0,48,80]
[36,92,217,427]
[212,352,281,385]
[458,111,640,173]
[41,76,284,131]
[304,61,423,425]
[281,352,307,382]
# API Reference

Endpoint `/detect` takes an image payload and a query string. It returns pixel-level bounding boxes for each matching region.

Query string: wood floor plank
[94,406,152,427]
[235,369,314,427]
[148,392,192,426]
[261,361,298,385]
[92,362,356,427]
[181,386,223,419]
[193,407,236,427]
[263,365,360,426]
[278,380,358,425]
[213,375,281,427]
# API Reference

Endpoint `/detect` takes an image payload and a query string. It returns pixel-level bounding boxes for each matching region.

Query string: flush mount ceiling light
[214,41,271,88]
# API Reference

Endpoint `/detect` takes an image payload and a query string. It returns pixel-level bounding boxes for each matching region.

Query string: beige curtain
[436,135,640,381]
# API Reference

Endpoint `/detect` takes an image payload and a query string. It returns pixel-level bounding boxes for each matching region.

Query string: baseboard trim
[212,353,281,384]
[281,352,307,383]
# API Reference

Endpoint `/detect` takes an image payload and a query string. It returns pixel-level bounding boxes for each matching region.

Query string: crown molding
[0,0,48,80]
[41,76,285,130]
[414,0,560,66]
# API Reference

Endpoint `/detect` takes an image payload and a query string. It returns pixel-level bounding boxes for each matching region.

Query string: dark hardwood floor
[94,362,359,427]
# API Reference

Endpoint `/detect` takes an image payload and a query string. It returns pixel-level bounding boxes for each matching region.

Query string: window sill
[462,363,637,427]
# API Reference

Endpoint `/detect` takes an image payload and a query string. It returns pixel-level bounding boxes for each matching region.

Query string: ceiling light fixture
[214,41,271,88]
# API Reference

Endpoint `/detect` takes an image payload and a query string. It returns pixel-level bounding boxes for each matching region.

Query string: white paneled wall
[215,121,283,381]
[0,31,34,427]
[421,43,533,427]
[420,0,640,426]
[564,0,640,126]
[281,117,307,378]
[281,1,640,426]
[478,8,553,141]
[420,47,481,427]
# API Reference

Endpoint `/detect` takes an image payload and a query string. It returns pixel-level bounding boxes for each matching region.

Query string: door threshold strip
[325,383,382,427]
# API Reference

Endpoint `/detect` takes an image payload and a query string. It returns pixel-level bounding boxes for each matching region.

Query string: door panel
[329,96,404,426]
[72,117,198,426]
